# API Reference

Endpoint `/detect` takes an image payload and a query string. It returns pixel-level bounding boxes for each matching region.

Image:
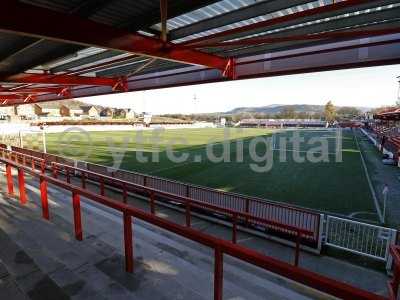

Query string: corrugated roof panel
[153,0,262,31]
[222,2,400,42]
[171,1,325,43]
[0,0,399,106]
[89,0,159,27]
[40,47,106,70]
[20,0,82,12]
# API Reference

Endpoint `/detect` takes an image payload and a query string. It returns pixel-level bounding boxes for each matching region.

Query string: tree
[279,107,296,119]
[301,112,314,119]
[324,101,336,122]
[336,106,361,119]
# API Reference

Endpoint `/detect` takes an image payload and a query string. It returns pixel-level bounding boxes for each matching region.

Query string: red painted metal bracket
[112,77,129,92]
[222,58,237,80]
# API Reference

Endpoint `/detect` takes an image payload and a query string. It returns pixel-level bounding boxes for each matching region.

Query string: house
[15,104,36,119]
[126,109,135,119]
[113,108,126,118]
[142,112,152,125]
[60,102,83,117]
[81,105,100,118]
[100,107,113,118]
[34,103,61,118]
[0,106,15,120]
[110,108,136,119]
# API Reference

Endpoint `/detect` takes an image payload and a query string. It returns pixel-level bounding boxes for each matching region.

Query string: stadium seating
[369,123,400,163]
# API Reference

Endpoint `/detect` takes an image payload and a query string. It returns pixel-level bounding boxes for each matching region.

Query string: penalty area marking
[272,148,340,155]
[348,211,378,218]
[237,237,254,243]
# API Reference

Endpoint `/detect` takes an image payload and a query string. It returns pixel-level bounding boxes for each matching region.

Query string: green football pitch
[26,127,377,220]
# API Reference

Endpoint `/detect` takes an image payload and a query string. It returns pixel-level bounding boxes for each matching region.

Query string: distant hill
[37,99,106,111]
[225,104,370,115]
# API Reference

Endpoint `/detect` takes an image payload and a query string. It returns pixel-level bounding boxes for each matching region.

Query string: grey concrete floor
[357,129,400,228]
[0,166,391,299]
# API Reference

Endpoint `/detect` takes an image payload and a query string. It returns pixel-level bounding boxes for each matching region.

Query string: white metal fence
[325,216,397,268]
[7,145,400,267]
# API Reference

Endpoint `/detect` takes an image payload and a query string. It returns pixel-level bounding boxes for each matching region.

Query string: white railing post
[386,229,398,272]
[325,215,396,263]
[317,214,325,252]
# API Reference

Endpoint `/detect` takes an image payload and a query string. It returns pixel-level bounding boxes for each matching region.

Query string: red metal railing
[0,149,389,300]
[10,146,322,247]
[388,246,400,300]
[1,147,312,266]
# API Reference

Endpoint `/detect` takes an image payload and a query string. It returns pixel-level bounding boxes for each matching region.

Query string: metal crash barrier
[1,147,311,266]
[6,146,400,268]
[10,145,322,249]
[0,149,394,299]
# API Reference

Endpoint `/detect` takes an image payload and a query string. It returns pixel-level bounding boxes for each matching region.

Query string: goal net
[0,125,45,151]
[20,129,45,151]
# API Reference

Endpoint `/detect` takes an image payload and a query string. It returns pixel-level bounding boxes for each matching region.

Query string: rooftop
[0,0,399,106]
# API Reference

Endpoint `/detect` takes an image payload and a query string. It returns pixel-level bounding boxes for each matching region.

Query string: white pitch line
[148,160,194,174]
[272,148,340,155]
[237,237,254,243]
[354,130,383,223]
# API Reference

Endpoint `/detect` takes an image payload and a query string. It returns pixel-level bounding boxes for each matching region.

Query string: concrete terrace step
[0,224,69,300]
[0,174,334,300]
[0,195,131,299]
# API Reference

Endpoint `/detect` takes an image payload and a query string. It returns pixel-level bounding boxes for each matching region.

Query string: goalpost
[15,128,47,153]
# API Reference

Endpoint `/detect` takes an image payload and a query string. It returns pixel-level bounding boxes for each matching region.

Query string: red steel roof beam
[0,95,24,100]
[2,73,119,87]
[181,0,378,46]
[186,27,400,48]
[0,1,229,71]
[0,87,66,94]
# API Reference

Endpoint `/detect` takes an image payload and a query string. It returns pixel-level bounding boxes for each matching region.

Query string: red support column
[186,184,190,197]
[100,177,105,196]
[81,172,86,189]
[390,264,399,298]
[5,163,14,196]
[18,168,27,204]
[294,231,302,267]
[232,213,238,244]
[31,158,35,171]
[66,167,70,183]
[122,182,127,203]
[72,192,83,241]
[123,212,133,273]
[52,163,58,179]
[185,201,191,227]
[40,177,49,220]
[245,199,250,225]
[40,160,46,174]
[214,247,224,300]
[150,192,155,215]
[389,246,400,299]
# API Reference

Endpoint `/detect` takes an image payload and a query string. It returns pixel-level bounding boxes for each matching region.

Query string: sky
[81,64,400,114]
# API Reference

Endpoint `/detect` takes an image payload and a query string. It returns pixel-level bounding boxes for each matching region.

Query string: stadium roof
[0,0,400,106]
[374,107,400,120]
